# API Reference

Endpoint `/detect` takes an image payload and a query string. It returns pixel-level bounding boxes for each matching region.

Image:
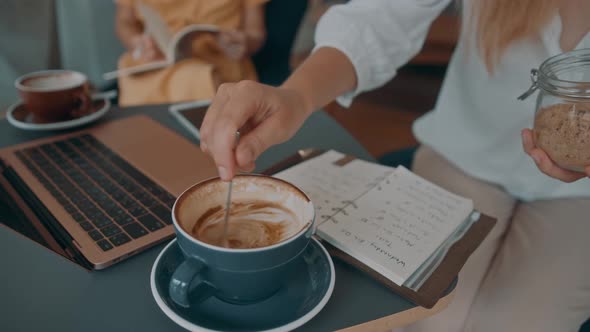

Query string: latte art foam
[192,200,303,249]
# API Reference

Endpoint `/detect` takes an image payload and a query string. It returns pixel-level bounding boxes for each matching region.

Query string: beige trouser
[398,146,590,332]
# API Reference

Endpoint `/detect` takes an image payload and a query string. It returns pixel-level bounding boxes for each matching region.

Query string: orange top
[117,0,268,33]
[116,0,268,106]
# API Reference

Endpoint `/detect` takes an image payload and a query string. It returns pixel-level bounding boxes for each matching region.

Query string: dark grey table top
[0,104,425,332]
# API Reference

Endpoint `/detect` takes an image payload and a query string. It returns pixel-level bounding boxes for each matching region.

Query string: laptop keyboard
[14,134,176,252]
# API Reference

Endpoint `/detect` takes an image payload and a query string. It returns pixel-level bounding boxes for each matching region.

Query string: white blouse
[314,0,590,201]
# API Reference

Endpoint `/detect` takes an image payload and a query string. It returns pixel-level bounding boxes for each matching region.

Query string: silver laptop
[0,115,217,269]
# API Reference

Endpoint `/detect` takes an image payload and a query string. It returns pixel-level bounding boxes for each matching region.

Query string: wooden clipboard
[262,149,497,309]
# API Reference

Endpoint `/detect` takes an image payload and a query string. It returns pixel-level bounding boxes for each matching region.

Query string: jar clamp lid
[518,48,590,101]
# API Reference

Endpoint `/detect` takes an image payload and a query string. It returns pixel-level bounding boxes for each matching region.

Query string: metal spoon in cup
[220,131,241,247]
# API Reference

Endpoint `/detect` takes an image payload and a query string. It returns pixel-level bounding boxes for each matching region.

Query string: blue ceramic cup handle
[169,257,216,308]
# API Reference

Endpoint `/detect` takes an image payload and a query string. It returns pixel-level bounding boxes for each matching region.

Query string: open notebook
[270,150,496,308]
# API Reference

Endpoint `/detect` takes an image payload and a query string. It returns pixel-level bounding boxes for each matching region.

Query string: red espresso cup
[14,70,91,122]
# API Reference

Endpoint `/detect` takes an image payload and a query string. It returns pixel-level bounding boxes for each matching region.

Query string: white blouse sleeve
[314,0,451,107]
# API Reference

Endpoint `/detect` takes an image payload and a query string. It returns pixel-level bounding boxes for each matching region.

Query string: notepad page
[273,150,395,226]
[317,166,474,285]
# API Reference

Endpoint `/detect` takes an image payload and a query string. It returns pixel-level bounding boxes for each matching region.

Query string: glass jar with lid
[519,48,590,171]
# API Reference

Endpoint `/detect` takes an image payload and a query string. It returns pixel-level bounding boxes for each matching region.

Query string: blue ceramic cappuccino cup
[169,175,315,307]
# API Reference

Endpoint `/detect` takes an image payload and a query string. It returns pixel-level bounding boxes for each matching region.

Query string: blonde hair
[473,0,559,71]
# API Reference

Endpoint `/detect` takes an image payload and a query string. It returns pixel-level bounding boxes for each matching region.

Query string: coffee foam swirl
[21,72,85,90]
[175,175,314,250]
[192,201,303,249]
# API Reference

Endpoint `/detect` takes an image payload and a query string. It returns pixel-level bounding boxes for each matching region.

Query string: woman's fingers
[216,30,247,60]
[239,161,256,173]
[529,149,586,182]
[522,129,586,182]
[200,83,234,153]
[201,82,265,180]
[235,116,285,169]
[200,81,311,181]
[141,36,164,61]
[210,121,240,181]
[219,30,244,44]
[521,128,535,154]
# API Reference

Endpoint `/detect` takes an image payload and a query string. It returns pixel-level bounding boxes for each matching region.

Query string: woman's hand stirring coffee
[199,48,357,180]
[199,83,311,180]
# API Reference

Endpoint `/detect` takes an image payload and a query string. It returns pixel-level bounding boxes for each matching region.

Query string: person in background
[199,0,590,331]
[114,0,267,106]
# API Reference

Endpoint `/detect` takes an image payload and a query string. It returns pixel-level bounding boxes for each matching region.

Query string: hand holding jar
[519,49,590,182]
